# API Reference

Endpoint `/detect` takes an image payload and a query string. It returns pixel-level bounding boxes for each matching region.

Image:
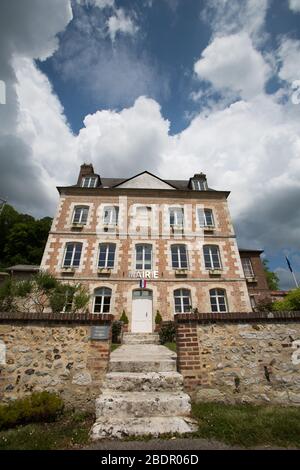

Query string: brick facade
[239,249,271,307]
[40,167,252,330]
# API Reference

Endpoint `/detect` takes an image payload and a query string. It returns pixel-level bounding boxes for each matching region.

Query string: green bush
[273,288,300,311]
[112,321,122,343]
[0,392,64,430]
[155,310,163,324]
[159,321,176,344]
[120,309,129,324]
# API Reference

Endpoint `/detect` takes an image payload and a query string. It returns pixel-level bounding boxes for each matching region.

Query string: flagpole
[292,271,299,288]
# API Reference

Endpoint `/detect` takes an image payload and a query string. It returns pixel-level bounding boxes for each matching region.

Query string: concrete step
[91,416,198,440]
[95,391,192,419]
[103,371,184,392]
[109,358,176,373]
[123,333,160,345]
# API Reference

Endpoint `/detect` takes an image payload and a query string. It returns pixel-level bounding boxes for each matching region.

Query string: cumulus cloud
[194,33,271,99]
[289,0,300,12]
[0,0,73,216]
[277,38,300,84]
[107,8,138,42]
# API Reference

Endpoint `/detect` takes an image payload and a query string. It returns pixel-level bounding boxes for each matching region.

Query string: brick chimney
[77,163,95,185]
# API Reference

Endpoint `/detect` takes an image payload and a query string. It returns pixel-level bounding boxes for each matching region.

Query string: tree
[263,259,280,291]
[0,204,52,268]
[273,288,300,311]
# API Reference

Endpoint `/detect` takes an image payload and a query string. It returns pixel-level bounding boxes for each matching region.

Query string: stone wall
[0,312,113,410]
[176,312,300,405]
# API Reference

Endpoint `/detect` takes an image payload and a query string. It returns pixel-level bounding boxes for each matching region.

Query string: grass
[0,411,94,450]
[111,343,121,352]
[192,402,300,448]
[164,342,176,352]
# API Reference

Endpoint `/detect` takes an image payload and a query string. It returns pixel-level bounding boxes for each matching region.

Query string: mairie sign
[128,270,159,279]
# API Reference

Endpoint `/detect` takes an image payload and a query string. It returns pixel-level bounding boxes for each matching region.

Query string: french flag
[140,279,147,288]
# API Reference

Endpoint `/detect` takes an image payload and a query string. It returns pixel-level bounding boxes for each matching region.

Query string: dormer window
[190,173,208,191]
[192,179,207,191]
[81,176,98,188]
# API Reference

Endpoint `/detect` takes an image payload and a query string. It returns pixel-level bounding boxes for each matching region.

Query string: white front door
[132,290,153,333]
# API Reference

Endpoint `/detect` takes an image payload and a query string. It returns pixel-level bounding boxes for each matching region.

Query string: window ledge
[246,276,257,283]
[61,266,77,273]
[175,268,188,277]
[209,269,222,276]
[203,226,215,232]
[71,222,84,229]
[97,268,112,275]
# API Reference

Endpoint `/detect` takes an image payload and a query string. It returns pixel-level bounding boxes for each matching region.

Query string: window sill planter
[203,225,215,233]
[71,222,84,229]
[175,268,188,277]
[97,268,112,276]
[246,276,257,283]
[61,266,76,274]
[171,225,184,233]
[209,268,222,276]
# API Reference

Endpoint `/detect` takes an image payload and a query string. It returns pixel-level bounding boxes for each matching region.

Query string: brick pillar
[175,316,201,397]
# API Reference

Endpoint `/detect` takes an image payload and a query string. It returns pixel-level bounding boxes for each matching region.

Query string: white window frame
[192,179,207,191]
[242,258,254,277]
[93,287,112,313]
[136,206,151,227]
[98,243,116,268]
[62,242,82,267]
[169,207,184,227]
[171,244,189,269]
[174,288,192,313]
[135,244,152,270]
[198,208,214,227]
[72,206,89,224]
[210,288,228,313]
[81,176,98,188]
[103,206,119,225]
[203,245,221,269]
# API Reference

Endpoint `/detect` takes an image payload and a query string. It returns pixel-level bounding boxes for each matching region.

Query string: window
[210,289,228,312]
[81,176,98,188]
[136,244,152,270]
[242,258,254,277]
[63,242,82,267]
[250,295,257,309]
[93,287,112,313]
[174,288,192,313]
[103,206,119,225]
[203,245,221,269]
[169,207,184,227]
[98,243,116,268]
[136,206,151,227]
[198,208,214,227]
[72,206,89,224]
[192,179,207,191]
[171,245,188,269]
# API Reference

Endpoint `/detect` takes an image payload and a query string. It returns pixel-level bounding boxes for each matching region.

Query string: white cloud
[80,0,115,7]
[194,33,271,99]
[277,38,300,84]
[201,0,269,43]
[107,8,138,42]
[289,0,300,12]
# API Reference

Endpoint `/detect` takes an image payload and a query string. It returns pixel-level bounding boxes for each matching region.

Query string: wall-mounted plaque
[90,325,110,340]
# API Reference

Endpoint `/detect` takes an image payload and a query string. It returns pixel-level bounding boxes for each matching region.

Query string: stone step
[91,416,198,440]
[109,358,176,373]
[103,371,184,392]
[123,333,160,344]
[95,391,191,419]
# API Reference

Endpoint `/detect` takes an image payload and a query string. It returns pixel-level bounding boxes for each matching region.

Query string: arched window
[63,242,82,267]
[93,287,112,313]
[203,245,221,269]
[171,245,188,269]
[174,288,192,313]
[103,206,119,225]
[72,205,89,224]
[98,243,116,268]
[210,288,228,313]
[135,244,152,270]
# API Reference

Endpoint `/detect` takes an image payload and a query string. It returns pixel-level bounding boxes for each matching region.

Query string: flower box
[209,268,222,276]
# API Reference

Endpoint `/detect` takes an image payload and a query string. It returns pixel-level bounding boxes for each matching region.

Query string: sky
[0,0,300,289]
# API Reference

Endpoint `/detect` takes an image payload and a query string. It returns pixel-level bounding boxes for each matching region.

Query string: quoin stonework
[40,164,272,331]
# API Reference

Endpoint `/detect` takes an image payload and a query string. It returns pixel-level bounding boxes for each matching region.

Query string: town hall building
[41,163,263,332]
